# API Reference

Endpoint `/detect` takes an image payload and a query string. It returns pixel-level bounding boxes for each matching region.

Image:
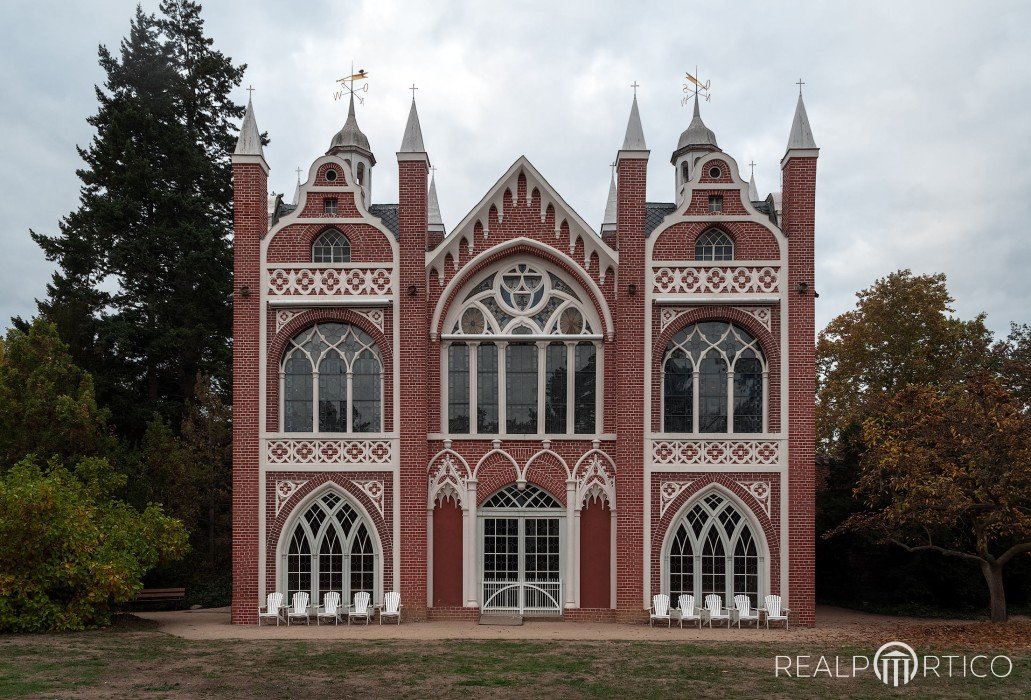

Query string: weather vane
[333,62,370,104]
[682,67,712,106]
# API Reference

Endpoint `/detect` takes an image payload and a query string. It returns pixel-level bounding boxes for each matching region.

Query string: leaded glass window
[695,229,733,261]
[313,228,350,262]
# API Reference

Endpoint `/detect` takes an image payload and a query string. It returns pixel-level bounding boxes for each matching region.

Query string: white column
[762,370,770,433]
[465,478,479,607]
[312,371,320,432]
[278,371,285,431]
[537,342,548,435]
[346,370,354,432]
[426,506,434,608]
[564,477,576,609]
[573,507,582,608]
[692,369,700,433]
[726,370,735,433]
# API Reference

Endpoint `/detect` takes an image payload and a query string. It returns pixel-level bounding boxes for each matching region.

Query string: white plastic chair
[348,591,372,625]
[704,594,731,628]
[286,592,310,625]
[764,594,790,629]
[258,592,284,626]
[677,594,702,629]
[649,594,672,627]
[734,594,760,628]
[316,592,341,626]
[379,591,402,625]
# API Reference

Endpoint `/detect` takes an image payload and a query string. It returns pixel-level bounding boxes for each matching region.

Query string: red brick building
[230,85,818,625]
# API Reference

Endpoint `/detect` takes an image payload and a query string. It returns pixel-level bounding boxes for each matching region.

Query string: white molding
[736,480,772,518]
[659,480,694,518]
[275,479,309,515]
[734,306,772,332]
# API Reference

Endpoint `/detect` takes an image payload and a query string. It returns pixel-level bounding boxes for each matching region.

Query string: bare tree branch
[998,541,1031,566]
[888,539,986,565]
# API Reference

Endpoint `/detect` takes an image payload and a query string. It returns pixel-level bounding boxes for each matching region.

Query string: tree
[0,319,114,469]
[0,457,188,632]
[815,271,1004,612]
[833,374,1031,622]
[29,1,245,438]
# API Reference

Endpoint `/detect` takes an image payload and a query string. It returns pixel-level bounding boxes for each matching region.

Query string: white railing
[650,438,783,467]
[481,580,563,616]
[265,438,396,466]
[267,266,393,297]
[652,266,780,295]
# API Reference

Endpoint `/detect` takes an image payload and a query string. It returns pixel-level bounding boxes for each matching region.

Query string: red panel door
[432,498,463,607]
[579,500,611,608]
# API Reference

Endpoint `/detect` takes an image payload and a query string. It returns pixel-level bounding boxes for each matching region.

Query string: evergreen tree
[30,2,245,437]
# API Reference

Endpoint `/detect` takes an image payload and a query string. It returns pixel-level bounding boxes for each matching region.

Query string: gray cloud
[2,0,1028,336]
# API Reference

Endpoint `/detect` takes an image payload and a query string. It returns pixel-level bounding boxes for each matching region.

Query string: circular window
[460,307,486,334]
[708,166,722,179]
[325,169,338,182]
[559,307,584,334]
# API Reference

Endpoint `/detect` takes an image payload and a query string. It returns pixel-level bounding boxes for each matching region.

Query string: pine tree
[30,2,246,437]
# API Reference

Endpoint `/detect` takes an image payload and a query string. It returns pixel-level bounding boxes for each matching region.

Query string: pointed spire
[292,168,301,206]
[786,93,817,150]
[234,95,263,156]
[676,94,719,151]
[400,98,426,152]
[621,95,647,150]
[602,169,617,231]
[748,172,759,201]
[428,169,444,233]
[328,92,375,163]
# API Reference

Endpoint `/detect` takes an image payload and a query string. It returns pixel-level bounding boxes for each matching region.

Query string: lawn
[0,617,1026,698]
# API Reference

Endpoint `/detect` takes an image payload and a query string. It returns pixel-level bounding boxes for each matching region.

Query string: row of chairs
[258,591,403,626]
[649,594,789,629]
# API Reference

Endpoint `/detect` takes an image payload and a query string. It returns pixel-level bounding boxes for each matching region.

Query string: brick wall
[230,159,266,624]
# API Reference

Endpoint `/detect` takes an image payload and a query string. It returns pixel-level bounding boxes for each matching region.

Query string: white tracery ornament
[575,452,616,507]
[736,480,772,517]
[652,266,780,295]
[352,307,385,333]
[651,440,780,466]
[428,452,469,508]
[353,480,385,518]
[660,307,696,332]
[276,479,309,515]
[266,439,393,465]
[660,480,694,517]
[267,267,392,297]
[446,263,599,338]
[276,309,305,333]
[734,307,772,332]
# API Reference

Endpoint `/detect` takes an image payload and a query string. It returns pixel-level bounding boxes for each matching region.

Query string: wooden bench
[132,588,186,608]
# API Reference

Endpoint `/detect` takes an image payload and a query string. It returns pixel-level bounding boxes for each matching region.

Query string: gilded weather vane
[682,67,712,106]
[333,63,370,104]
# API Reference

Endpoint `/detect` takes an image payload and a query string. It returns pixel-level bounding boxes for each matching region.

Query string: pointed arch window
[281,323,382,433]
[695,229,734,261]
[662,322,767,434]
[285,491,379,606]
[665,491,763,606]
[442,262,603,437]
[312,228,351,263]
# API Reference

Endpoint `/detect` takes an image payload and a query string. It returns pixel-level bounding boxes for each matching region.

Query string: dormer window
[695,228,733,261]
[708,195,723,213]
[312,228,350,263]
[323,198,338,216]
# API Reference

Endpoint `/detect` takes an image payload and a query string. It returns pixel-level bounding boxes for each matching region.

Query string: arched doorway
[479,483,564,615]
[281,490,380,608]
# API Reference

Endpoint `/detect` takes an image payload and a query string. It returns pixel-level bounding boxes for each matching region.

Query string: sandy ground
[137,605,990,643]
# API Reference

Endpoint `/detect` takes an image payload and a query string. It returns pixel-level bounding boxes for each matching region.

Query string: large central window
[662,322,766,434]
[443,262,602,437]
[282,323,382,433]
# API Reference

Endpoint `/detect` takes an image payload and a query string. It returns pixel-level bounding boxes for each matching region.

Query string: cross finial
[796,77,805,95]
[409,83,418,101]
[748,160,757,177]
[430,164,437,177]
[295,166,302,181]
[630,81,640,97]
[246,84,255,98]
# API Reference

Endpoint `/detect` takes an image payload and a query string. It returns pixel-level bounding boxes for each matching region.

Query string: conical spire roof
[328,93,375,163]
[786,93,817,150]
[748,171,759,201]
[292,169,301,206]
[234,95,263,156]
[400,98,426,152]
[676,95,719,152]
[602,170,617,229]
[621,95,647,150]
[428,170,444,232]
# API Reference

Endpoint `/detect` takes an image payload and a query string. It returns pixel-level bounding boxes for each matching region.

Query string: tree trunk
[979,560,1007,623]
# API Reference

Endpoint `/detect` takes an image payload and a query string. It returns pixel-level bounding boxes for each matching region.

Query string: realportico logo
[775,640,1014,686]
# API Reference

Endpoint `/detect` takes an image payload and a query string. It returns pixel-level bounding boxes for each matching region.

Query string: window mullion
[497,342,508,434]
[469,342,479,436]
[565,342,575,434]
[312,370,321,433]
[536,341,547,435]
[692,368,700,434]
[346,370,354,433]
[726,369,735,434]
[762,369,769,433]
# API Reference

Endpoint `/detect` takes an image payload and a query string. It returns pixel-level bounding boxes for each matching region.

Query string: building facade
[230,85,819,625]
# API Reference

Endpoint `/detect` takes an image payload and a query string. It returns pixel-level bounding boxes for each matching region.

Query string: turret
[327,93,375,202]
[671,96,720,202]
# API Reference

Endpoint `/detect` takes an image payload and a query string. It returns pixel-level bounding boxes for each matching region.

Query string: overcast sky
[1,0,1029,336]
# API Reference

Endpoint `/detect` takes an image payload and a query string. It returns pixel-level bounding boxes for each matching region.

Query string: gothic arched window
[282,323,382,433]
[285,491,378,606]
[442,261,603,437]
[662,322,766,434]
[312,228,351,263]
[695,229,734,261]
[666,491,763,607]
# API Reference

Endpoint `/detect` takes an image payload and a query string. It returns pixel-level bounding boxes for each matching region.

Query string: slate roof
[645,202,677,237]
[368,204,399,237]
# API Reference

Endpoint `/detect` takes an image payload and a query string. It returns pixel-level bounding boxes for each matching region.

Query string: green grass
[0,618,1026,698]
